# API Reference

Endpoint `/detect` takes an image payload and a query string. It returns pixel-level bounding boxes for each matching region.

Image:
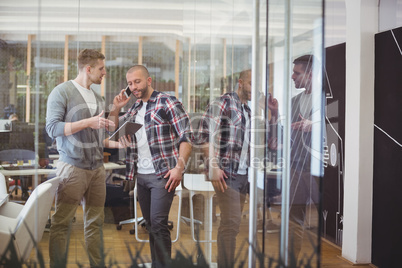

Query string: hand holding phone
[124,85,131,98]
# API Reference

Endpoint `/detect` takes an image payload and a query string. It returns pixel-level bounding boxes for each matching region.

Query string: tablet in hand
[108,121,142,141]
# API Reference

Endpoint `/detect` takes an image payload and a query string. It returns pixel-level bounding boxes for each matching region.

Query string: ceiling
[0,0,347,47]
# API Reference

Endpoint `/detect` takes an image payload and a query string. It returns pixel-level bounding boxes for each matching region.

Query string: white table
[0,162,126,189]
[104,162,126,171]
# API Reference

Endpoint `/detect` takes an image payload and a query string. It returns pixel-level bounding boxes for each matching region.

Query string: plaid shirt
[197,92,251,178]
[121,91,193,180]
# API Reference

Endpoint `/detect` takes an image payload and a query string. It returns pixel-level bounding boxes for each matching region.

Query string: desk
[0,162,126,190]
[103,162,126,171]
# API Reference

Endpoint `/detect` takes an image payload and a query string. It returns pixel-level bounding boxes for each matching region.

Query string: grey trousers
[288,168,320,263]
[136,173,175,268]
[215,174,249,268]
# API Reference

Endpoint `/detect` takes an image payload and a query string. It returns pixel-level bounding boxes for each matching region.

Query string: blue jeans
[137,173,175,268]
[215,174,249,268]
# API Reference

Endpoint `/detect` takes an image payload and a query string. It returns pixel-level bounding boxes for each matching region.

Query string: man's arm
[201,142,228,192]
[176,142,192,171]
[46,88,114,138]
[268,93,279,124]
[107,107,121,133]
[196,98,228,192]
[64,110,115,136]
[108,88,131,132]
[164,141,192,192]
[103,134,132,149]
[162,96,195,192]
[46,87,115,137]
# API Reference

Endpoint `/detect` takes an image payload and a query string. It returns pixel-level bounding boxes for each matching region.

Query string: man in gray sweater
[46,49,115,268]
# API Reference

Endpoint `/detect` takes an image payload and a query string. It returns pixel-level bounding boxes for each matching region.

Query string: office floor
[10,188,373,268]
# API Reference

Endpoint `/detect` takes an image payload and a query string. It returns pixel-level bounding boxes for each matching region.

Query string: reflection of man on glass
[197,69,251,268]
[288,54,321,261]
[46,49,115,267]
[107,65,193,268]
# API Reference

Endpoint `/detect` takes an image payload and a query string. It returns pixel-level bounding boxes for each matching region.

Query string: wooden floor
[13,190,373,268]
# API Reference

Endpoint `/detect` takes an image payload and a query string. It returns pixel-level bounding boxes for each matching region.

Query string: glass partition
[0,0,324,267]
[260,0,325,267]
[104,40,139,106]
[143,37,178,98]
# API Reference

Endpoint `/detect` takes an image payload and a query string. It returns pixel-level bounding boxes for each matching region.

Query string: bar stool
[182,173,217,262]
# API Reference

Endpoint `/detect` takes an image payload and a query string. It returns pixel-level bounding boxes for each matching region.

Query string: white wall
[342,0,377,264]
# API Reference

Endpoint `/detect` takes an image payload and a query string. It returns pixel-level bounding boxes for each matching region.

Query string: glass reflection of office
[260,0,325,267]
[0,0,327,267]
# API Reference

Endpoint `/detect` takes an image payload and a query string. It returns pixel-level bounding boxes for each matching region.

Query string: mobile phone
[124,85,131,98]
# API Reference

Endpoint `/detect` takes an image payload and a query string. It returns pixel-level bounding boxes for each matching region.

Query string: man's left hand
[291,114,313,132]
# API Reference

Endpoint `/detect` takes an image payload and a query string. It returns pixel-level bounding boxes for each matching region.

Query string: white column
[342,0,377,264]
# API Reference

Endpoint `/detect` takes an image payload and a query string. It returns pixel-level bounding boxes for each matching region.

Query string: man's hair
[293,54,314,72]
[127,65,150,78]
[77,49,105,70]
[239,69,251,81]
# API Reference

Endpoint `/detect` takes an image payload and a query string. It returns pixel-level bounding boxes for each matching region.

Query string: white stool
[183,173,217,262]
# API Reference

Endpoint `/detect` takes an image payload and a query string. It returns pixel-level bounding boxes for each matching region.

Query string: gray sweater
[46,81,105,170]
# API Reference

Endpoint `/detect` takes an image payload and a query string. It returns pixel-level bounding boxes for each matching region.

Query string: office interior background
[0,0,401,267]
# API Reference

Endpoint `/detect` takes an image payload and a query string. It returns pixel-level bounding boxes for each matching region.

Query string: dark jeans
[137,173,175,268]
[215,174,249,268]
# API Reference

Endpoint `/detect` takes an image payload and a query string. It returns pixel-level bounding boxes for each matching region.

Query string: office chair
[0,176,59,261]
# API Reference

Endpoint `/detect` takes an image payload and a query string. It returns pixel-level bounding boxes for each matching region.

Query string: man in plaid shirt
[197,69,251,268]
[107,65,193,268]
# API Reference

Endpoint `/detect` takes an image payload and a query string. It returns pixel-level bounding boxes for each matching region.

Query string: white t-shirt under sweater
[298,92,312,119]
[135,102,156,174]
[298,90,321,120]
[238,104,249,175]
[71,80,97,116]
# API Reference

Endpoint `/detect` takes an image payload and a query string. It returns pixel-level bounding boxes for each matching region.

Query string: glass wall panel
[182,0,256,266]
[0,41,28,124]
[31,40,64,123]
[143,37,177,97]
[0,0,325,267]
[104,40,139,107]
[261,0,325,267]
